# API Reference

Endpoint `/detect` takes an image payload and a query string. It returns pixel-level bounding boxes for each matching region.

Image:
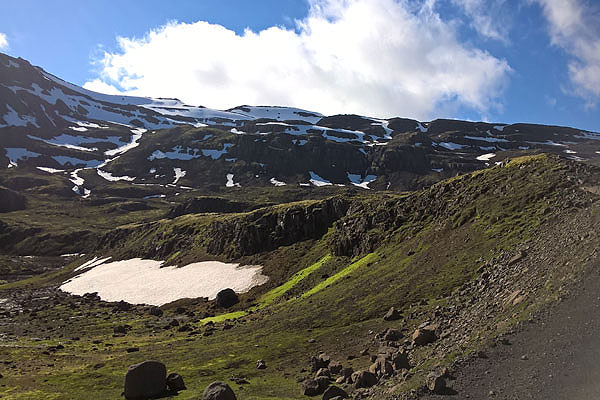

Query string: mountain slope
[1,155,599,399]
[2,52,600,197]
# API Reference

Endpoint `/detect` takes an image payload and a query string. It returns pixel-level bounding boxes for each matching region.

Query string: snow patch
[476,153,496,161]
[201,143,233,160]
[173,168,186,184]
[226,173,240,187]
[270,178,286,186]
[60,258,269,306]
[309,171,332,187]
[438,142,467,150]
[347,173,377,189]
[37,166,64,174]
[97,170,135,182]
[465,135,508,143]
[5,148,41,166]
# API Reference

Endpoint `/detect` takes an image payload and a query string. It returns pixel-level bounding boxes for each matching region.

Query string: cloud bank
[534,0,600,104]
[0,33,8,50]
[85,0,511,119]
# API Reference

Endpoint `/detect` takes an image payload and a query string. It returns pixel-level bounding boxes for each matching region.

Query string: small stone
[256,360,267,370]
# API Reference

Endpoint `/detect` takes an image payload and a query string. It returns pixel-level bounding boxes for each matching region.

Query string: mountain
[2,52,600,400]
[2,51,600,199]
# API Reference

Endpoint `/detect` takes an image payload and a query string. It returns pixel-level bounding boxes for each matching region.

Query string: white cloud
[450,0,510,42]
[0,33,8,50]
[533,0,600,103]
[86,0,511,120]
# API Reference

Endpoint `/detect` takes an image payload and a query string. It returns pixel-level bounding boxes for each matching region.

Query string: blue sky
[1,0,599,131]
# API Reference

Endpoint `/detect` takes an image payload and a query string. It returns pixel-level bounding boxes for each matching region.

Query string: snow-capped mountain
[2,51,600,198]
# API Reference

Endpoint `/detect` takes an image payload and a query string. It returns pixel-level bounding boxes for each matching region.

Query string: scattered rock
[383,307,401,321]
[203,381,237,400]
[113,325,129,335]
[369,357,394,377]
[351,370,378,388]
[322,385,349,400]
[149,306,163,317]
[509,250,526,265]
[412,325,437,346]
[215,289,239,308]
[166,372,186,392]
[383,328,403,342]
[302,377,329,396]
[256,359,267,369]
[311,354,330,372]
[316,367,331,378]
[124,360,166,400]
[114,301,132,312]
[329,361,343,375]
[427,371,446,394]
[126,347,139,353]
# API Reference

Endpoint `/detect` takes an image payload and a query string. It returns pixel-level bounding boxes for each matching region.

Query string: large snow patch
[60,258,269,306]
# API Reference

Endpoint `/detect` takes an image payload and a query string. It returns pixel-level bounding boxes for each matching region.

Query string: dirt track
[423,262,600,400]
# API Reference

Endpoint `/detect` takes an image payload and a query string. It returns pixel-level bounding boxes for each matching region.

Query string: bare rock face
[215,289,239,308]
[124,360,166,399]
[203,381,237,400]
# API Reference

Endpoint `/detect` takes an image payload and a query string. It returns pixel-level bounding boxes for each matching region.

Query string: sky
[1,0,599,131]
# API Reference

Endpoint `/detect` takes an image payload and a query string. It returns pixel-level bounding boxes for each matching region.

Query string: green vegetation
[0,154,596,399]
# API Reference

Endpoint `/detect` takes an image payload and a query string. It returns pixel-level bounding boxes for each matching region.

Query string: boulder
[311,354,330,372]
[215,289,239,308]
[149,306,163,317]
[322,385,349,400]
[383,328,403,342]
[124,360,167,399]
[302,377,329,396]
[113,325,129,335]
[166,373,186,392]
[329,361,343,375]
[427,372,446,394]
[383,307,401,321]
[203,381,237,400]
[315,368,331,378]
[369,357,394,377]
[351,370,378,388]
[412,325,437,346]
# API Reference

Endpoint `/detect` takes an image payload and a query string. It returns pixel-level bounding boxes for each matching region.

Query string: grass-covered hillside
[0,154,599,399]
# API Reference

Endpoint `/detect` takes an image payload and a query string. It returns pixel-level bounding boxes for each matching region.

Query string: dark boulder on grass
[203,381,237,400]
[215,289,239,308]
[166,372,186,392]
[124,360,166,399]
